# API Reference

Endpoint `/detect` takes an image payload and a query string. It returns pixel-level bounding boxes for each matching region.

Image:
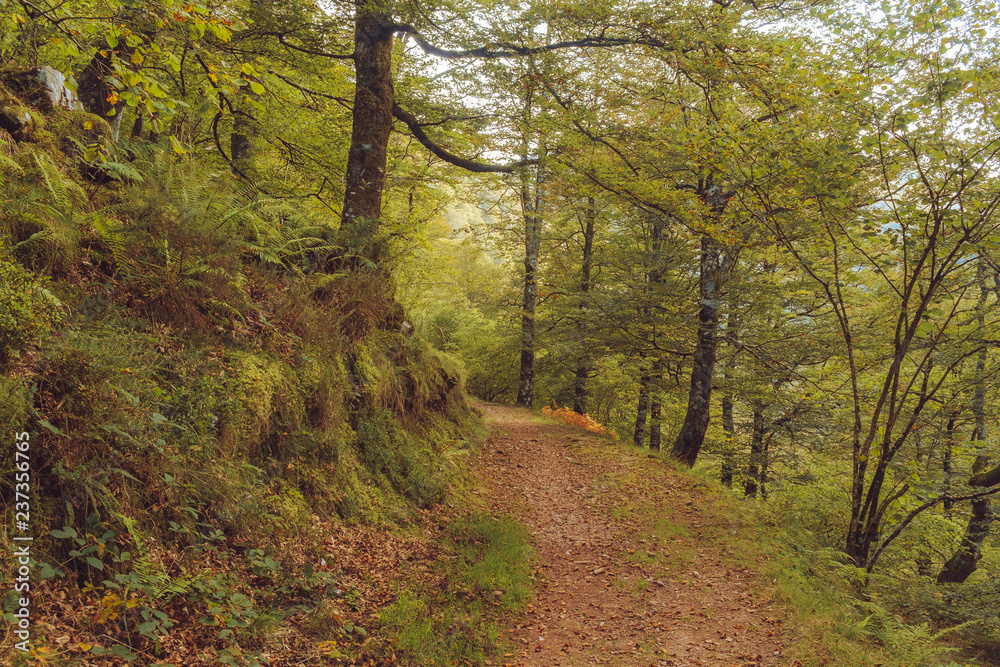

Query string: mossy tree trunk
[342,0,394,262]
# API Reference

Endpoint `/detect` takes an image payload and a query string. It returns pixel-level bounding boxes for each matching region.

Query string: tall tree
[572,196,597,414]
[763,0,1000,568]
[938,260,998,583]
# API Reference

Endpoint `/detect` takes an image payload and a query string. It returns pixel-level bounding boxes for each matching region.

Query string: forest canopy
[4,0,1000,662]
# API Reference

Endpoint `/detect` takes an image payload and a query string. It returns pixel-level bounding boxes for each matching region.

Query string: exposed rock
[0,105,32,137]
[4,67,84,112]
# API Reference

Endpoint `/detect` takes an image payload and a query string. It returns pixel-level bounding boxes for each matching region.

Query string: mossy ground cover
[0,81,530,665]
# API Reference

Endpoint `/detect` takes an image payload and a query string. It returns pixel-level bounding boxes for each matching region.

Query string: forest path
[476,403,787,667]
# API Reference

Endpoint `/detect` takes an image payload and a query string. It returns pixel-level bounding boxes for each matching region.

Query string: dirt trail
[477,403,787,667]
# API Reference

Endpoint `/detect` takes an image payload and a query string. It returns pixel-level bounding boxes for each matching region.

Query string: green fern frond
[92,216,134,280]
[9,229,56,254]
[206,298,247,324]
[0,154,23,175]
[96,161,144,183]
[33,152,86,214]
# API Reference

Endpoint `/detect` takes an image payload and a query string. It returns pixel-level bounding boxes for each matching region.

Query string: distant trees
[760,0,1000,569]
[13,0,1000,581]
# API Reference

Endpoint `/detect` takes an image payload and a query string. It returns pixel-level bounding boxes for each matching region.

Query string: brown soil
[477,403,787,667]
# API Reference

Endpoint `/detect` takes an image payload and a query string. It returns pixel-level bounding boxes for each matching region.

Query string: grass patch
[379,512,535,665]
[661,472,977,667]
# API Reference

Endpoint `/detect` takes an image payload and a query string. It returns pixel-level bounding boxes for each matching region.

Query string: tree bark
[77,49,129,119]
[720,389,735,487]
[633,361,650,448]
[943,413,956,512]
[231,109,254,176]
[937,462,993,583]
[938,259,994,583]
[745,406,765,498]
[719,334,739,487]
[649,358,662,452]
[342,0,394,259]
[230,70,260,178]
[671,232,732,466]
[516,162,544,408]
[573,197,596,414]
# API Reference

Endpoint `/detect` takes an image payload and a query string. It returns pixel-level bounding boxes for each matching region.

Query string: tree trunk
[649,358,662,452]
[937,462,993,583]
[671,233,729,466]
[720,389,735,487]
[130,114,144,141]
[77,48,131,119]
[342,0,394,259]
[938,259,993,583]
[943,413,956,512]
[573,197,596,415]
[633,361,650,448]
[745,406,765,498]
[719,337,738,487]
[516,162,544,408]
[230,74,260,178]
[760,434,771,500]
[231,110,254,176]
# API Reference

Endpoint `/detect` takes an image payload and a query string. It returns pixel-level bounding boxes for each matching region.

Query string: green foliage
[450,515,535,612]
[357,408,447,508]
[379,512,535,665]
[0,253,61,369]
[2,151,87,272]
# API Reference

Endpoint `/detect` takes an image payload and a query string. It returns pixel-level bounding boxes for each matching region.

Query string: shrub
[0,253,61,369]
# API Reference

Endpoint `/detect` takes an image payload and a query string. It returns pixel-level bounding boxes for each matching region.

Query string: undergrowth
[745,495,987,666]
[563,426,989,667]
[0,83,489,665]
[378,513,535,666]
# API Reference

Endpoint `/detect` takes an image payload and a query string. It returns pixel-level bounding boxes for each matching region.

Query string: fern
[95,160,144,183]
[0,154,23,175]
[34,152,86,214]
[0,152,91,268]
[92,216,134,280]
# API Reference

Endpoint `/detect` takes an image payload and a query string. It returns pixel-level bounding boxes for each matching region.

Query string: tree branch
[392,103,536,173]
[268,70,352,110]
[970,463,1000,487]
[867,487,1000,572]
[394,25,660,59]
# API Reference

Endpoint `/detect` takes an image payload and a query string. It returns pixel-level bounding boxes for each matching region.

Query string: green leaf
[249,81,265,95]
[108,383,140,406]
[38,562,64,579]
[39,419,66,436]
[169,136,187,155]
[50,527,79,539]
[86,557,105,571]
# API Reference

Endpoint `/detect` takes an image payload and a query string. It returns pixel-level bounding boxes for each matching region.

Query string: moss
[44,108,110,147]
[0,254,61,369]
[224,350,302,458]
[300,351,350,429]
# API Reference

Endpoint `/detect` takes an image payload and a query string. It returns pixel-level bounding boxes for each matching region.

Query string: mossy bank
[0,77,526,666]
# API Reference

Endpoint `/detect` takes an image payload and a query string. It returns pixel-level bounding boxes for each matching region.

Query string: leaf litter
[478,403,787,667]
